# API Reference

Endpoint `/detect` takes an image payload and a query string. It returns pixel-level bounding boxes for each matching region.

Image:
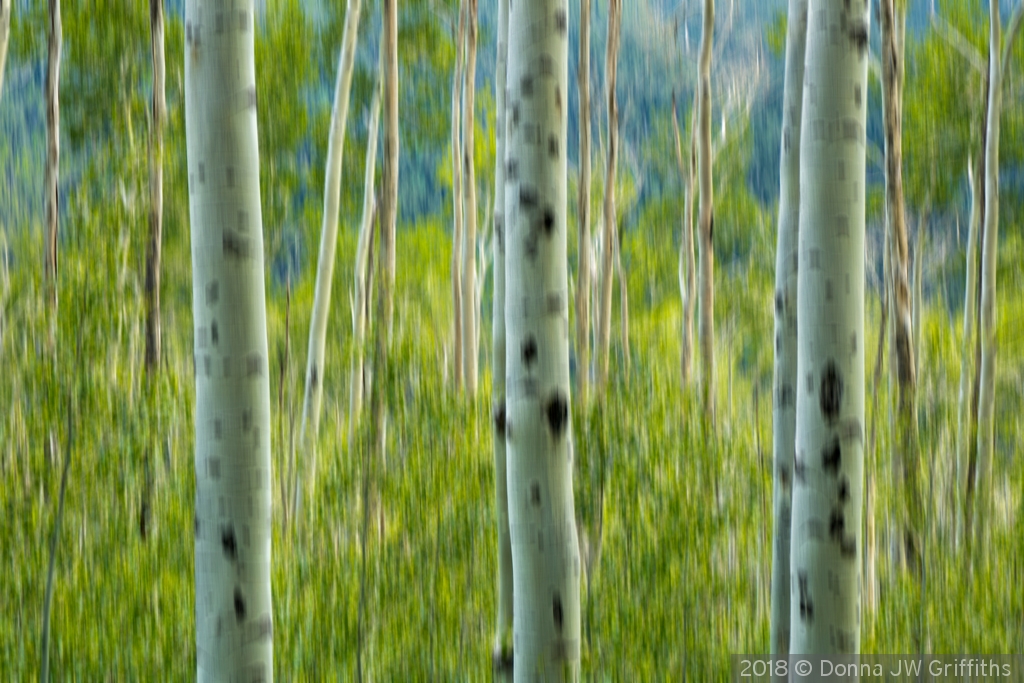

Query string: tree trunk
[299,0,363,447]
[382,0,399,342]
[44,0,61,312]
[769,0,806,661]
[505,0,581,679]
[595,0,621,394]
[975,0,1024,557]
[349,74,383,426]
[789,0,869,655]
[696,0,715,422]
[184,0,274,678]
[575,0,592,407]
[0,0,11,104]
[956,158,980,549]
[451,1,467,390]
[491,1,513,675]
[881,0,921,573]
[145,0,166,373]
[615,231,629,374]
[671,93,696,387]
[462,0,480,395]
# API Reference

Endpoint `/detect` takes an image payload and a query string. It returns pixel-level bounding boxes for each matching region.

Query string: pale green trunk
[451,2,466,389]
[300,0,363,444]
[789,0,869,655]
[492,1,513,675]
[44,0,61,312]
[595,0,620,395]
[382,0,398,342]
[185,0,273,678]
[671,94,696,386]
[505,0,581,679]
[0,0,9,103]
[956,158,980,548]
[145,0,167,372]
[349,74,383,425]
[696,0,715,422]
[462,0,480,395]
[575,0,592,407]
[769,0,806,661]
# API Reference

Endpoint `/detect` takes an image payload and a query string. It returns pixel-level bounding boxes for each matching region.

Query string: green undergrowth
[1,208,1022,681]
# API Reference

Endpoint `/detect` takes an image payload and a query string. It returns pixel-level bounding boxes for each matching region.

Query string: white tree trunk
[505,0,581,679]
[300,0,363,446]
[769,0,806,661]
[974,0,1024,556]
[956,158,980,548]
[492,1,513,675]
[381,0,399,342]
[462,0,480,395]
[575,0,592,407]
[451,1,467,390]
[696,0,715,421]
[146,0,166,373]
[789,0,869,655]
[0,1,12,105]
[595,0,621,394]
[44,0,61,311]
[671,93,696,386]
[184,0,273,678]
[349,74,383,425]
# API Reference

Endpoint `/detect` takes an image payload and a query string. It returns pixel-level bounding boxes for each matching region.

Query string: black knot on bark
[493,401,507,439]
[233,587,246,622]
[545,391,568,437]
[820,361,843,424]
[221,525,237,561]
[552,593,564,632]
[822,437,841,476]
[522,337,538,367]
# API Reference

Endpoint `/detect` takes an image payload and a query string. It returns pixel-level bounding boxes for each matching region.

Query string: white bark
[0,0,11,104]
[975,0,1024,555]
[696,0,715,421]
[595,0,621,394]
[349,75,383,425]
[300,0,363,445]
[451,1,467,390]
[789,0,869,655]
[671,94,696,386]
[382,0,399,340]
[956,158,980,548]
[505,0,580,679]
[44,0,61,311]
[769,0,806,661]
[185,0,273,678]
[575,0,592,407]
[492,1,512,674]
[462,0,480,395]
[146,0,166,372]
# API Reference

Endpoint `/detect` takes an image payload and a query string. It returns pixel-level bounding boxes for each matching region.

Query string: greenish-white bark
[462,0,480,395]
[491,1,512,675]
[769,0,806,661]
[382,0,398,342]
[975,0,1024,556]
[1,2,12,106]
[451,1,466,389]
[146,0,166,372]
[696,0,715,421]
[789,0,869,655]
[299,0,363,484]
[185,0,274,679]
[44,0,61,311]
[349,75,382,426]
[575,0,592,407]
[956,158,980,548]
[595,0,620,395]
[671,93,695,386]
[505,0,581,679]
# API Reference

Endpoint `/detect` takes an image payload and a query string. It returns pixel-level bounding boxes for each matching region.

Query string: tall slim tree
[575,0,592,407]
[462,0,480,395]
[297,0,364,494]
[671,93,696,386]
[491,1,513,676]
[505,0,581,679]
[769,0,807,661]
[880,0,920,571]
[145,0,166,372]
[975,0,1024,555]
[595,0,621,394]
[789,0,870,655]
[184,0,274,678]
[44,0,61,312]
[956,157,980,547]
[0,0,11,102]
[451,1,467,389]
[696,0,715,421]
[381,0,398,340]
